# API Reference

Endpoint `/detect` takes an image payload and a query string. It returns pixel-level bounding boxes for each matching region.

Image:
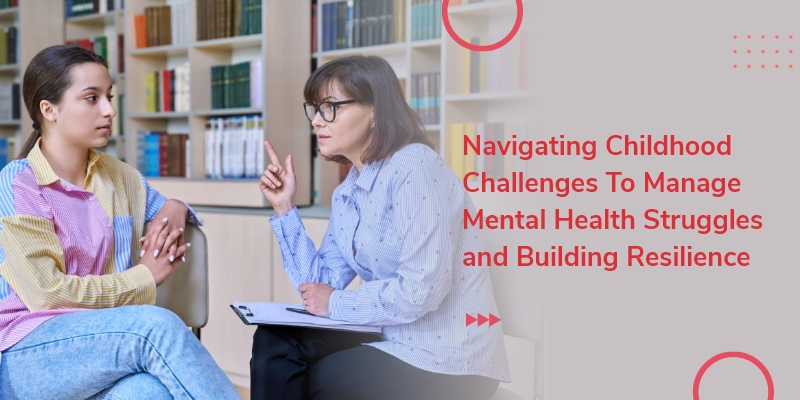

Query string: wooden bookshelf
[311,0,532,205]
[123,0,311,208]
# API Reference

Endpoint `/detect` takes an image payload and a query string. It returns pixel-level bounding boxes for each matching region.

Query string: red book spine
[159,133,169,177]
[162,69,171,112]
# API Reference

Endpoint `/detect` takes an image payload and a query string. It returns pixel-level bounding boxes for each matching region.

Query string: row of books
[411,72,440,125]
[463,31,529,93]
[0,83,19,121]
[0,27,16,66]
[204,115,264,179]
[144,62,190,113]
[133,1,190,48]
[64,0,113,18]
[0,0,15,11]
[411,0,442,41]
[197,0,263,41]
[211,60,263,110]
[321,0,406,51]
[65,34,124,73]
[448,122,531,180]
[137,132,190,178]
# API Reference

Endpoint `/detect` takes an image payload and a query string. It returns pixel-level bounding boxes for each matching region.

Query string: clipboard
[229,301,382,334]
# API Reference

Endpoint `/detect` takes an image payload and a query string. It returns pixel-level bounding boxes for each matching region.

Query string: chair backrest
[145,222,209,329]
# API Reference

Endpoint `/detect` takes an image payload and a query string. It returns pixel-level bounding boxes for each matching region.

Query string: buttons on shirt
[89,196,96,202]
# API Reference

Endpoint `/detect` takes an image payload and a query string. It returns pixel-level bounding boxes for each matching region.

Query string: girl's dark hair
[18,45,108,159]
[304,55,433,165]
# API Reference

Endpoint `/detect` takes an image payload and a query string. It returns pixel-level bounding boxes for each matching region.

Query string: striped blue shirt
[270,143,510,380]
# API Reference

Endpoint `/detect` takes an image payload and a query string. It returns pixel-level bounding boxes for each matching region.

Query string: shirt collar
[28,138,101,187]
[339,159,385,200]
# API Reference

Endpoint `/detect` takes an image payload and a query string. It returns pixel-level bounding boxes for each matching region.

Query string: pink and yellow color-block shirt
[0,139,199,352]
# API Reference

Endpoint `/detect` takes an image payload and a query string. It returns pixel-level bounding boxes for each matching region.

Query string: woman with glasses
[252,55,510,400]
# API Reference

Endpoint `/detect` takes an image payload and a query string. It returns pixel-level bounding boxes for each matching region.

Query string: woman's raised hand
[259,140,296,217]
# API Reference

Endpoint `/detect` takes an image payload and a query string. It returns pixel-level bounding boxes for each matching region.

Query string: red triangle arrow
[477,314,488,326]
[466,313,477,326]
[489,314,501,326]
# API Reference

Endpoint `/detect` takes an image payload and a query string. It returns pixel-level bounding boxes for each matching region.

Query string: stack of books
[65,34,123,73]
[448,121,531,180]
[0,83,20,121]
[411,72,440,125]
[462,31,529,93]
[321,0,406,51]
[65,0,112,18]
[144,62,190,113]
[197,0,262,41]
[136,132,190,178]
[133,1,190,48]
[210,60,262,109]
[411,0,441,41]
[204,115,264,180]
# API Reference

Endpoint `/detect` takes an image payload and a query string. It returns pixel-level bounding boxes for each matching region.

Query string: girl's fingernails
[139,237,145,242]
[154,250,160,257]
[186,243,192,248]
[179,228,184,232]
[162,217,168,223]
[169,254,174,262]
[140,250,145,257]
[182,256,186,262]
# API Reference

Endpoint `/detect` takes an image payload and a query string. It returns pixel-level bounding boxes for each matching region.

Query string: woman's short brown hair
[304,55,433,165]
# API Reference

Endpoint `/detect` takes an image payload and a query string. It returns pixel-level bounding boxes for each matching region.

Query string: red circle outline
[693,352,774,400]
[442,0,524,51]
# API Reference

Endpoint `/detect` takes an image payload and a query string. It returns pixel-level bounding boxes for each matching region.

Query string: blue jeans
[0,305,239,400]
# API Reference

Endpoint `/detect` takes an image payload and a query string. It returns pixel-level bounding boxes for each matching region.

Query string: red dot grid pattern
[733,35,795,70]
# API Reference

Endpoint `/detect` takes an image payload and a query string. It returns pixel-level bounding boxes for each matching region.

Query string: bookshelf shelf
[0,120,20,127]
[129,44,189,58]
[314,42,408,59]
[447,0,521,17]
[445,90,533,102]
[194,34,263,51]
[129,112,190,119]
[192,108,263,117]
[0,7,17,23]
[410,39,442,49]
[0,64,19,74]
[66,11,118,25]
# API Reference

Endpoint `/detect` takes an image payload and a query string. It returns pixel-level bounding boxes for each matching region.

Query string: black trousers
[250,325,500,400]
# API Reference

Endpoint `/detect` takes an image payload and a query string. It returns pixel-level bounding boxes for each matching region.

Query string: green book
[94,36,107,61]
[222,65,231,109]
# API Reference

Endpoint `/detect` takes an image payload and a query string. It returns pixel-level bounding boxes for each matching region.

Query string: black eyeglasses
[303,100,360,122]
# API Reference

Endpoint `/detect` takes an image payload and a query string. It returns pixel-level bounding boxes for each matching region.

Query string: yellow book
[479,35,488,92]
[511,36,520,90]
[111,94,119,137]
[449,123,465,178]
[145,72,156,113]
[462,46,471,94]
[464,122,477,183]
[504,122,515,178]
